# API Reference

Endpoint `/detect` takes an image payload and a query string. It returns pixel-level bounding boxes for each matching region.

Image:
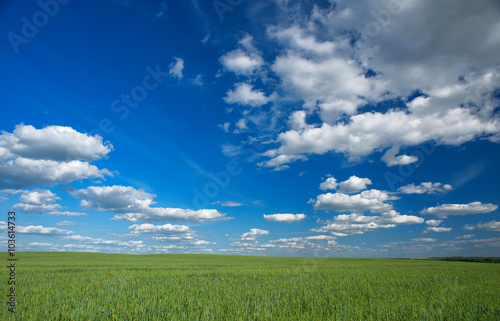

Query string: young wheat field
[2,252,499,320]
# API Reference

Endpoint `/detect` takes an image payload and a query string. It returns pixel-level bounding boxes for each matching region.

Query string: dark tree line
[428,257,500,263]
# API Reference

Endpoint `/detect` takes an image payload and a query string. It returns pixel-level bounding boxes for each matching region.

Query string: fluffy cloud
[262,108,499,169]
[235,0,500,169]
[168,57,184,79]
[319,175,372,193]
[219,49,264,76]
[425,220,443,227]
[70,185,230,223]
[338,176,372,193]
[258,154,307,171]
[421,202,498,217]
[0,124,112,188]
[269,235,337,247]
[224,83,270,107]
[312,189,395,213]
[288,110,310,131]
[268,25,336,55]
[0,159,111,189]
[70,185,155,212]
[455,234,475,240]
[272,54,378,117]
[465,220,500,232]
[0,124,112,162]
[0,224,74,235]
[28,242,57,247]
[11,189,87,216]
[111,208,228,224]
[263,213,306,223]
[241,228,269,241]
[411,238,437,243]
[218,122,230,133]
[234,118,248,133]
[381,145,419,167]
[319,177,338,191]
[128,223,213,246]
[13,189,61,213]
[128,223,191,235]
[312,210,424,235]
[228,234,338,254]
[398,182,452,194]
[425,227,452,233]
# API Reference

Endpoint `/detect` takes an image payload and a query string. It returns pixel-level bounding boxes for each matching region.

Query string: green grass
[1,252,499,320]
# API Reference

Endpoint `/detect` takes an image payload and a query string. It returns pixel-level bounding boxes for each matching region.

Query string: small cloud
[241,228,269,241]
[338,176,372,194]
[201,33,210,44]
[14,225,74,235]
[233,118,248,134]
[421,202,498,217]
[411,238,436,242]
[219,44,263,76]
[56,221,77,226]
[224,83,270,107]
[263,213,306,223]
[464,220,500,232]
[191,74,203,86]
[28,242,57,247]
[425,219,443,227]
[221,202,243,207]
[49,211,87,216]
[218,122,230,133]
[424,227,452,233]
[455,234,475,239]
[319,177,338,191]
[382,145,419,167]
[169,57,184,79]
[398,182,452,194]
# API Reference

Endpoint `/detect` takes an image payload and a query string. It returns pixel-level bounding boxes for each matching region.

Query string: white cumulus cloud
[219,46,264,76]
[425,227,452,233]
[0,124,112,188]
[464,220,500,232]
[398,182,452,194]
[338,176,372,193]
[233,0,500,170]
[241,228,269,241]
[263,213,306,223]
[312,189,395,213]
[70,185,230,223]
[168,57,184,79]
[224,83,270,107]
[421,202,498,217]
[312,210,424,235]
[319,177,338,191]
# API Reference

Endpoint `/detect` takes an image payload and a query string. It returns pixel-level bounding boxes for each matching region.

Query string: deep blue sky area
[0,0,499,257]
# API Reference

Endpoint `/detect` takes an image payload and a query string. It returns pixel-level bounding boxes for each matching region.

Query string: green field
[1,252,499,320]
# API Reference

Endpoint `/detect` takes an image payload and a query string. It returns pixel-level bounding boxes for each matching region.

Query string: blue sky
[1,0,499,257]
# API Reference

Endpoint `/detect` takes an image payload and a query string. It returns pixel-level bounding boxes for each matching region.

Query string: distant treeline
[427,257,500,263]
